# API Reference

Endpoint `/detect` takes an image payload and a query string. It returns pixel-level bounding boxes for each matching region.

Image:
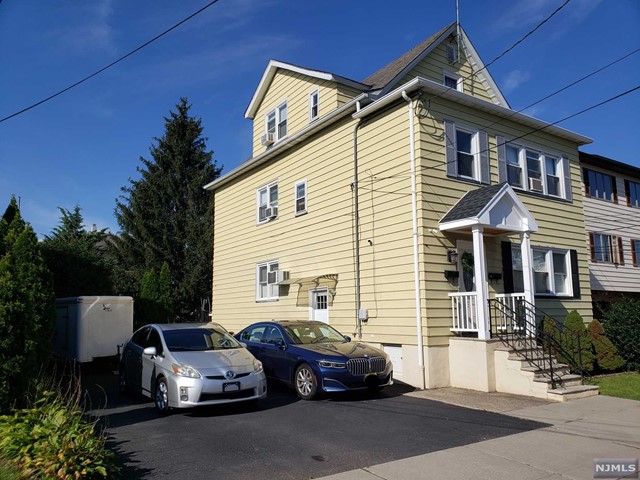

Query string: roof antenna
[456,0,461,61]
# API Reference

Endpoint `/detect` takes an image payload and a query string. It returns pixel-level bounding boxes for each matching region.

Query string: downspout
[353,120,363,339]
[402,90,426,390]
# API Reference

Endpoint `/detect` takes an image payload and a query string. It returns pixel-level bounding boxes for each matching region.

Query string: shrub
[562,310,595,373]
[587,320,626,372]
[0,377,117,479]
[602,300,640,370]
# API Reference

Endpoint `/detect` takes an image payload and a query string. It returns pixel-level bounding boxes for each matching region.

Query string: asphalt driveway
[84,371,547,480]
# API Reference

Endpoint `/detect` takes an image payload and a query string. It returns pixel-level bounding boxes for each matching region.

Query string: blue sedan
[235,321,393,400]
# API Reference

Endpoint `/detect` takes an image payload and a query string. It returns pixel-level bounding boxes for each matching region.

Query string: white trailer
[54,296,134,363]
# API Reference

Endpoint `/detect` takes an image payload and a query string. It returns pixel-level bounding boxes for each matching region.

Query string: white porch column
[520,230,535,336]
[472,226,490,340]
[519,231,535,306]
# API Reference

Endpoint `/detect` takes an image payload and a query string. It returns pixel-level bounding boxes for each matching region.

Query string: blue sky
[1,0,638,237]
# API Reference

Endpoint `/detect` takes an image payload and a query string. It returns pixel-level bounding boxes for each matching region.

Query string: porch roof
[439,183,538,233]
[279,274,338,307]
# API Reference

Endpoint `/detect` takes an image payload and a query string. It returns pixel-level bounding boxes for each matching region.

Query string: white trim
[443,69,463,92]
[353,77,592,145]
[205,93,369,192]
[512,244,573,297]
[309,90,319,123]
[256,260,279,301]
[377,25,509,108]
[453,123,480,181]
[505,139,567,199]
[245,60,368,119]
[256,180,279,225]
[294,179,308,216]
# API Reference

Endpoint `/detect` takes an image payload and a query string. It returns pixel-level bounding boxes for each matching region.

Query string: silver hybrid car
[119,323,267,413]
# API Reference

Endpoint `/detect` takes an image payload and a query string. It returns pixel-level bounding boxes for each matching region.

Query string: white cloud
[503,69,531,93]
[492,0,602,38]
[48,0,116,54]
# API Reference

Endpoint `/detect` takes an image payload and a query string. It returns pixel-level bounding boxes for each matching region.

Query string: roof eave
[245,60,369,119]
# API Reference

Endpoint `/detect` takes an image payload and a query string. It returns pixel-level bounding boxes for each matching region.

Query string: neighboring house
[205,23,596,399]
[579,151,640,315]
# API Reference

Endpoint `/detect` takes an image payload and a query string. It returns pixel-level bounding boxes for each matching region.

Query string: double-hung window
[590,232,624,264]
[625,179,640,208]
[309,91,319,122]
[500,142,567,198]
[445,121,490,184]
[257,181,278,223]
[265,101,288,142]
[257,261,279,301]
[295,180,307,215]
[583,168,616,202]
[511,245,571,296]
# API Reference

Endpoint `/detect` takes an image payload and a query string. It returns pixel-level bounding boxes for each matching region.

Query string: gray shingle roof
[362,23,456,90]
[440,183,507,223]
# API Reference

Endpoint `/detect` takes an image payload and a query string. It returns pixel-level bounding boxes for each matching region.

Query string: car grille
[199,388,255,402]
[346,357,386,375]
[205,372,251,380]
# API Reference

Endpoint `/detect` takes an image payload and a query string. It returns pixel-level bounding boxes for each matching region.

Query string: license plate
[223,382,240,392]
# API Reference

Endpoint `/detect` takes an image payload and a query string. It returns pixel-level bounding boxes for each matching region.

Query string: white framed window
[265,101,288,141]
[295,180,307,215]
[456,127,478,180]
[443,71,463,92]
[503,143,565,198]
[309,91,319,122]
[511,245,572,296]
[256,260,279,301]
[257,181,278,223]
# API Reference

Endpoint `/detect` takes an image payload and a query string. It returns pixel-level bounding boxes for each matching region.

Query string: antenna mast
[456,0,461,61]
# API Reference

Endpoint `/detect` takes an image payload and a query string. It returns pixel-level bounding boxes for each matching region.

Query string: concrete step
[533,373,583,388]
[546,384,600,402]
[522,363,571,376]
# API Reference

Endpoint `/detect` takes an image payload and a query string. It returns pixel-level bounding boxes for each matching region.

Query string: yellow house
[204,23,598,400]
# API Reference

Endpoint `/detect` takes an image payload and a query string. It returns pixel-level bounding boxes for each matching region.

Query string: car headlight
[171,363,201,378]
[253,360,264,373]
[317,360,346,369]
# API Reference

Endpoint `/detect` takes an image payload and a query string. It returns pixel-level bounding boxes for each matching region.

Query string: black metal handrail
[488,298,590,389]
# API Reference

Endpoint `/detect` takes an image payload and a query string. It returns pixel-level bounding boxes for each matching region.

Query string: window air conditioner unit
[529,177,543,192]
[264,206,278,219]
[261,133,275,146]
[275,270,289,284]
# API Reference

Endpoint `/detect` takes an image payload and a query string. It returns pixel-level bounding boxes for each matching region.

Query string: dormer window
[265,101,288,142]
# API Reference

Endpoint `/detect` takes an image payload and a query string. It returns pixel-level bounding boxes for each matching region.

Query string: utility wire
[420,0,573,108]
[0,0,221,124]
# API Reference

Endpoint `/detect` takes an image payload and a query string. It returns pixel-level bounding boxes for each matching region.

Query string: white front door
[309,288,329,323]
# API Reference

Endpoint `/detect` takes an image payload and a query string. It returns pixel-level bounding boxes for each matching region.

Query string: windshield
[283,324,346,345]
[163,328,241,352]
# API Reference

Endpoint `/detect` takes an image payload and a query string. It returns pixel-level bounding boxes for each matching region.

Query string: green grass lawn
[589,372,640,401]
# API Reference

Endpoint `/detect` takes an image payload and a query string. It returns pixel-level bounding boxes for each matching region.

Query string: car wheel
[155,377,170,414]
[118,366,128,394]
[295,363,318,400]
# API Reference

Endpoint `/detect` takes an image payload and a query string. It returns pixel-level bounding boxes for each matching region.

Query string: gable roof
[363,23,509,107]
[363,23,455,90]
[244,60,369,119]
[439,182,538,233]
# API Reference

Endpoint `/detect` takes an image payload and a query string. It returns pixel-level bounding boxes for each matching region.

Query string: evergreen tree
[0,197,55,411]
[136,262,174,327]
[115,98,221,320]
[41,206,115,297]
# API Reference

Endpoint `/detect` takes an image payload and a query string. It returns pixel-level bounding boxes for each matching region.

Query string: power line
[0,0,221,124]
[421,0,573,108]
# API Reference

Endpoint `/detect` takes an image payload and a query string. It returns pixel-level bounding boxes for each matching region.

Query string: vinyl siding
[213,90,592,349]
[251,70,345,156]
[582,167,640,293]
[399,41,496,104]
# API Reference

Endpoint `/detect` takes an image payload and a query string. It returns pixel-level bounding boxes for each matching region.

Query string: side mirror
[143,346,157,356]
[274,338,286,350]
[240,342,247,348]
[344,336,352,343]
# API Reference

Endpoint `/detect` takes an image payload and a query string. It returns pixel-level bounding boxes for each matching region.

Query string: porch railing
[493,293,528,334]
[449,292,478,332]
